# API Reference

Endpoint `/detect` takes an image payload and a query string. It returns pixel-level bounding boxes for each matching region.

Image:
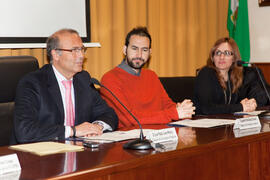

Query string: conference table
[2,113,270,180]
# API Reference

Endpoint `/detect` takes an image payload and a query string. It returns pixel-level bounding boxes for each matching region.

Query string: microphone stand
[238,61,270,118]
[253,66,270,119]
[254,66,270,104]
[90,78,153,150]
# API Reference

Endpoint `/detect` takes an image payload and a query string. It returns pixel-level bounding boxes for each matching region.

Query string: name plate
[146,128,178,143]
[0,154,21,175]
[233,116,261,130]
[233,127,261,138]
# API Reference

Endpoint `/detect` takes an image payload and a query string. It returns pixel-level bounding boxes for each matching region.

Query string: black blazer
[13,64,118,143]
[193,66,268,115]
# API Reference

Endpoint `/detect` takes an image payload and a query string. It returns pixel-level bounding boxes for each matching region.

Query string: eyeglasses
[55,46,86,54]
[214,50,234,57]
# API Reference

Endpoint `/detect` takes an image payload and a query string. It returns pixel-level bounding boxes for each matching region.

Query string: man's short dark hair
[46,28,79,62]
[125,27,152,48]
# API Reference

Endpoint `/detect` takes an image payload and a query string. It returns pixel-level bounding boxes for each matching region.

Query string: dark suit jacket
[193,66,268,115]
[13,64,118,143]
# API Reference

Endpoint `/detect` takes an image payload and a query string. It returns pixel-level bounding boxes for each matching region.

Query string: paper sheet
[169,119,235,128]
[82,129,154,142]
[234,110,266,116]
[9,142,84,156]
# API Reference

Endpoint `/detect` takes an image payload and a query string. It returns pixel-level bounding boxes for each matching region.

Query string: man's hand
[176,99,195,119]
[74,122,103,137]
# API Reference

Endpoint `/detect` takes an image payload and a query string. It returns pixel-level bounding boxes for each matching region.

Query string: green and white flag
[227,0,250,62]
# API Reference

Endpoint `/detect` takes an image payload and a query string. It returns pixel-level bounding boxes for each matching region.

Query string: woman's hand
[241,98,257,112]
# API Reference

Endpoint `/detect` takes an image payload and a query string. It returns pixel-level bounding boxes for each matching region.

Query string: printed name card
[233,126,261,138]
[146,128,178,143]
[233,116,261,130]
[0,154,21,175]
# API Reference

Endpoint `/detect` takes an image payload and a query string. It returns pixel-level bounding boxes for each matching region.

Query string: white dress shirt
[52,65,111,138]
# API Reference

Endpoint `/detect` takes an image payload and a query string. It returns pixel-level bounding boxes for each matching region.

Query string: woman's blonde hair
[206,37,243,93]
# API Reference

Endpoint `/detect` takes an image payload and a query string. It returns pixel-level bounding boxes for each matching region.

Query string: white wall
[248,0,270,62]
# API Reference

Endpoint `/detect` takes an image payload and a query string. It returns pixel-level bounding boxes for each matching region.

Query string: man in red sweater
[101,27,195,128]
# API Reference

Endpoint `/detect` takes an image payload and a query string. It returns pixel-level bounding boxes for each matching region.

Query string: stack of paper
[83,129,154,142]
[9,142,84,156]
[169,119,235,128]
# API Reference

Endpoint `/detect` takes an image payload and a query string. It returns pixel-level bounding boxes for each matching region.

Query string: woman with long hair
[193,37,268,115]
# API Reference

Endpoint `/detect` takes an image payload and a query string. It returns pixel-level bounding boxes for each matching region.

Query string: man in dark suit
[13,29,118,143]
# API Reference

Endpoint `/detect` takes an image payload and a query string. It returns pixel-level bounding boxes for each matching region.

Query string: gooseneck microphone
[237,60,270,107]
[90,78,153,150]
[236,60,252,67]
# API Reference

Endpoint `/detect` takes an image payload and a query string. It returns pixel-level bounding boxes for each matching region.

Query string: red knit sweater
[100,67,178,128]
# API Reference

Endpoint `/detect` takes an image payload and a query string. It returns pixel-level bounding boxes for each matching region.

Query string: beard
[126,56,147,70]
[127,58,145,69]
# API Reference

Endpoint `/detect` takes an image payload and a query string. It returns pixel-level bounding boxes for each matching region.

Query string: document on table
[82,129,154,142]
[169,119,235,128]
[234,110,266,116]
[9,142,84,156]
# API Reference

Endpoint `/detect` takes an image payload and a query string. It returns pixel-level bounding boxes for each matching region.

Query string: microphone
[237,60,270,114]
[90,78,153,150]
[236,60,252,67]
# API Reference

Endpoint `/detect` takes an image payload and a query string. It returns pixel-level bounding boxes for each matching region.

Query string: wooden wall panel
[254,63,270,85]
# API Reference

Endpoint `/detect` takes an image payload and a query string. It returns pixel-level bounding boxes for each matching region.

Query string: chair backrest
[0,56,39,146]
[159,76,195,103]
